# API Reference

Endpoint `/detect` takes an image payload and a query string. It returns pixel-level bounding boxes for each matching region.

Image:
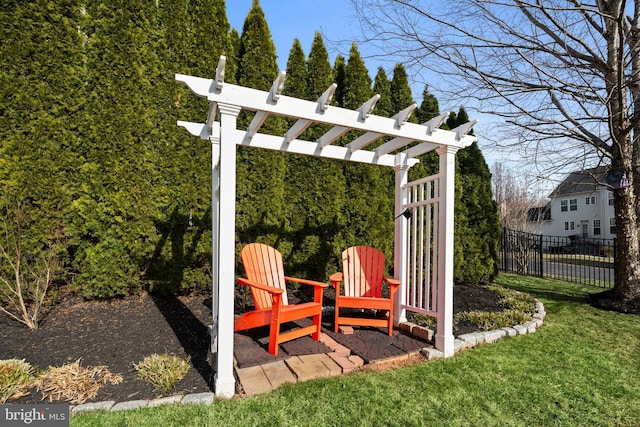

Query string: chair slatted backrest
[341,246,385,298]
[240,243,289,309]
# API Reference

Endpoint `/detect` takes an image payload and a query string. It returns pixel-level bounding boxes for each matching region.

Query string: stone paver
[285,354,341,381]
[348,354,364,367]
[236,365,274,396]
[262,360,297,388]
[338,325,354,334]
[399,322,417,333]
[411,325,434,341]
[328,352,358,374]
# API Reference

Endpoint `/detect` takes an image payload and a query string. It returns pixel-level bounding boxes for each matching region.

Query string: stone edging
[400,298,546,360]
[71,298,545,414]
[71,391,215,414]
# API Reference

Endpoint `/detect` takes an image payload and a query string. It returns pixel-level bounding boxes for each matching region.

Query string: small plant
[455,309,532,331]
[487,285,536,313]
[134,354,191,392]
[0,359,34,403]
[411,313,437,329]
[32,359,123,404]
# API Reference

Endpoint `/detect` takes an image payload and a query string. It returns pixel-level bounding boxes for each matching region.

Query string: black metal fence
[500,228,615,288]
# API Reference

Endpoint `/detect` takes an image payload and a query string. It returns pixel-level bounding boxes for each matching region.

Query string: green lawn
[72,274,640,426]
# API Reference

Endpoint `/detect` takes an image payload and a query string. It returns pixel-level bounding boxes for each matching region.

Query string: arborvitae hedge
[1,0,499,299]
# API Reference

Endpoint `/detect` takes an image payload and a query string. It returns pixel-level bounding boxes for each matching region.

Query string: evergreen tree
[415,85,440,123]
[332,55,347,107]
[281,34,347,279]
[235,0,287,256]
[226,28,241,84]
[373,67,393,118]
[339,44,395,265]
[0,0,85,290]
[390,64,415,121]
[72,0,163,298]
[448,108,500,284]
[409,85,440,181]
[151,0,231,293]
[342,44,373,110]
[306,33,334,100]
[190,0,230,78]
[283,39,307,98]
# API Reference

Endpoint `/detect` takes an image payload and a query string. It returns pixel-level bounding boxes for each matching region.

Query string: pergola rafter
[176,56,477,398]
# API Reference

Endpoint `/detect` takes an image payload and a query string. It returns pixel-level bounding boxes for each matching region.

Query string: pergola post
[214,102,240,398]
[435,146,458,357]
[210,122,220,356]
[394,153,410,324]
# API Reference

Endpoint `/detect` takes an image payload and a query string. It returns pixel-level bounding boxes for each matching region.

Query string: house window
[610,218,616,234]
[564,221,575,231]
[569,199,578,211]
[608,192,614,206]
[594,220,601,236]
[561,200,568,212]
[586,196,596,205]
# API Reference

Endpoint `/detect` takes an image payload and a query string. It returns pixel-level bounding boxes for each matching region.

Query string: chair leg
[334,302,340,333]
[312,313,321,341]
[268,297,283,356]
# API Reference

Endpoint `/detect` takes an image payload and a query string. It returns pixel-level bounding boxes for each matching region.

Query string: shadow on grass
[496,274,596,305]
[151,295,214,392]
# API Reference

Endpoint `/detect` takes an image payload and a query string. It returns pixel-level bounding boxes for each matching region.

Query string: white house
[539,166,616,239]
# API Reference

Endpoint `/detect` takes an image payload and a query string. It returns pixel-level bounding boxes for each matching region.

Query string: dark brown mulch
[588,289,640,314]
[1,282,502,405]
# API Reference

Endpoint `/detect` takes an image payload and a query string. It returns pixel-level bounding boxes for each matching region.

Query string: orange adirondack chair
[329,246,400,336]
[233,243,328,356]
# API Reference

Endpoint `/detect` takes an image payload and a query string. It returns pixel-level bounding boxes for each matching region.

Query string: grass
[71,274,640,426]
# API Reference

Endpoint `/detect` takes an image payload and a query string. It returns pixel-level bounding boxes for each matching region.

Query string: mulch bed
[1,282,502,405]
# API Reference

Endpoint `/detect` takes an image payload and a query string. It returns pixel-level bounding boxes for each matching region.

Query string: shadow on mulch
[1,282,502,405]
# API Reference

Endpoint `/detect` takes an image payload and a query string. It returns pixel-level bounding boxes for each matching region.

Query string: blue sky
[226,1,361,72]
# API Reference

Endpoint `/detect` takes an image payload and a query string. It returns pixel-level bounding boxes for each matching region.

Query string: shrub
[0,199,62,329]
[0,359,34,403]
[134,354,191,392]
[487,285,537,313]
[455,309,532,331]
[32,359,123,404]
[411,313,437,329]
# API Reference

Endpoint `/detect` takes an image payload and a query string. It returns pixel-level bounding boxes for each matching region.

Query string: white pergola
[176,56,477,398]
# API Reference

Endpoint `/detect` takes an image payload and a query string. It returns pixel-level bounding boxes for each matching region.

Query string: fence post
[539,233,544,278]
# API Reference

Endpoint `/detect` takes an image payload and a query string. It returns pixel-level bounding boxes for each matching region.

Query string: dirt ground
[0,282,503,405]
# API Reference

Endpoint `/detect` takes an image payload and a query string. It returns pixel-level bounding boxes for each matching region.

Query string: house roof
[548,166,608,198]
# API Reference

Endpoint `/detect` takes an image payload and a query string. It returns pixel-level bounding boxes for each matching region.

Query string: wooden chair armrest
[329,272,343,286]
[237,277,285,295]
[383,276,401,287]
[284,276,328,288]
